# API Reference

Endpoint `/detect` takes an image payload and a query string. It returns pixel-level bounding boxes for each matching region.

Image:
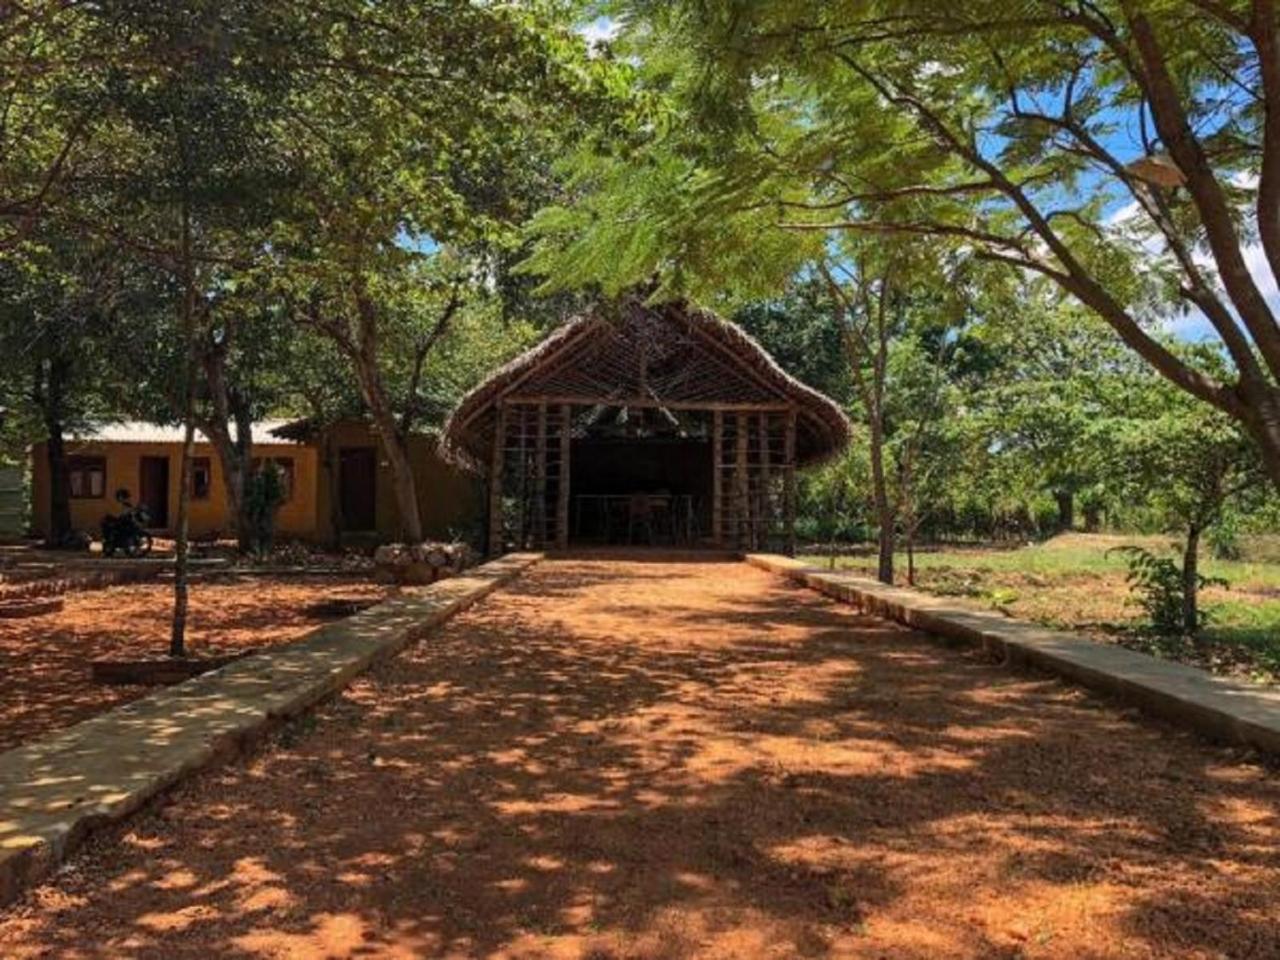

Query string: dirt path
[2,558,1277,959]
[0,576,390,751]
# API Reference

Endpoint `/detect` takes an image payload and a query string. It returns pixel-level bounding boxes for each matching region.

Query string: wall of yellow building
[30,439,320,540]
[311,421,483,545]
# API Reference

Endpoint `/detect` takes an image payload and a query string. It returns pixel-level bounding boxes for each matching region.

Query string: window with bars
[67,456,106,499]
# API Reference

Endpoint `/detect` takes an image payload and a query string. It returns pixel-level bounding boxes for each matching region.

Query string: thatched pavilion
[441,298,850,555]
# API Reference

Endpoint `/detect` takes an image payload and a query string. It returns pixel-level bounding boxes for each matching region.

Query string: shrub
[243,463,287,559]
[1109,545,1226,636]
[1207,515,1243,561]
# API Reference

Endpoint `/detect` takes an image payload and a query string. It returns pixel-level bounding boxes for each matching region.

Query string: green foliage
[733,284,853,406]
[242,463,287,559]
[1107,365,1265,538]
[1109,545,1227,637]
[798,449,868,548]
[3,0,615,506]
[528,0,1280,490]
[1208,513,1244,562]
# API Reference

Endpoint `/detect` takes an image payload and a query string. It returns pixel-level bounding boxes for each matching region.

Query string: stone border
[746,553,1280,757]
[0,552,541,907]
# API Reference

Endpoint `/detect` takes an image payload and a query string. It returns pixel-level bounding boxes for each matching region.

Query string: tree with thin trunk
[819,242,961,584]
[268,1,607,542]
[299,270,465,543]
[886,334,961,586]
[83,1,302,654]
[822,257,899,584]
[1111,371,1264,635]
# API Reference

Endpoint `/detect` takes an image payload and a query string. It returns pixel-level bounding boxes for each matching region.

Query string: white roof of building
[70,420,303,446]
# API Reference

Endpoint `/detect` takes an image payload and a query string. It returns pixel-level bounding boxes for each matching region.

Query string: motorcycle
[101,491,153,558]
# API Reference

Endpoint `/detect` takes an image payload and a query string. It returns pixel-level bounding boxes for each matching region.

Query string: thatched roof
[442,298,850,472]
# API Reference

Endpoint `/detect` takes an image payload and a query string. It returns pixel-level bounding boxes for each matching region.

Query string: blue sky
[579,16,619,49]
[578,14,1269,346]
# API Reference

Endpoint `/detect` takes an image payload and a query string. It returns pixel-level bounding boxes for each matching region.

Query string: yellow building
[30,419,482,545]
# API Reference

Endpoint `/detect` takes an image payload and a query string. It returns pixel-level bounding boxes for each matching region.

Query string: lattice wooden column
[711,410,723,545]
[556,403,571,550]
[487,404,506,556]
[534,402,548,547]
[735,411,749,548]
[784,407,797,556]
[759,411,771,549]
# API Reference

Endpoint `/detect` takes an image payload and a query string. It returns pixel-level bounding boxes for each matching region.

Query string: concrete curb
[745,553,1280,757]
[0,552,541,907]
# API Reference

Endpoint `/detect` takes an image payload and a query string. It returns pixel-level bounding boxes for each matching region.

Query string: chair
[627,494,656,545]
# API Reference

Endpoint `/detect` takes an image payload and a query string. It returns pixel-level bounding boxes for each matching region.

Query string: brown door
[339,447,377,531]
[137,456,170,528]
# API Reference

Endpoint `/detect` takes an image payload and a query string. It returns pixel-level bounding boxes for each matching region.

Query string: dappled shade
[3,559,1277,957]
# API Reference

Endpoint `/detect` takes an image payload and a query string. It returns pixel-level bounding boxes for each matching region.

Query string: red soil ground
[0,575,391,752]
[1,558,1277,959]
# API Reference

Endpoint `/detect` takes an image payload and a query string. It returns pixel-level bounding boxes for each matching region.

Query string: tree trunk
[1083,501,1102,533]
[201,412,254,552]
[43,420,72,547]
[1182,524,1201,636]
[171,416,196,658]
[906,522,917,586]
[199,334,256,552]
[1238,379,1280,493]
[1054,490,1075,533]
[170,196,196,659]
[36,355,73,546]
[868,414,894,585]
[351,293,424,542]
[230,402,254,548]
[322,428,343,549]
[379,421,423,542]
[360,381,422,542]
[353,371,422,545]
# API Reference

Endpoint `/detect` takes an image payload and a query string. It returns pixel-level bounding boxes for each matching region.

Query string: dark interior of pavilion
[536,406,715,546]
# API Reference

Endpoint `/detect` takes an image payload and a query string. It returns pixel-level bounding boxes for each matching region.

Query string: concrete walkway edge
[0,552,542,907]
[745,553,1280,757]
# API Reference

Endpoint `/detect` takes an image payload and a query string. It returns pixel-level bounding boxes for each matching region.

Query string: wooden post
[711,410,723,545]
[784,407,797,557]
[556,403,571,550]
[759,412,771,549]
[534,401,548,547]
[488,404,506,557]
[515,404,528,547]
[735,412,749,549]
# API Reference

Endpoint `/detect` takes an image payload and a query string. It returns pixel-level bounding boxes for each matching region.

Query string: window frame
[66,455,107,500]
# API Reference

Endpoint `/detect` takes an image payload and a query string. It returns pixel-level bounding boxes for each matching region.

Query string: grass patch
[802,533,1280,685]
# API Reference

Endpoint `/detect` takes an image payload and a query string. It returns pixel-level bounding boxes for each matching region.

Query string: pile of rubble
[372,541,478,585]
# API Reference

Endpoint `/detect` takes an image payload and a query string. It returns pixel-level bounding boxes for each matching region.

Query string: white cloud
[1244,236,1280,308]
[1103,193,1280,343]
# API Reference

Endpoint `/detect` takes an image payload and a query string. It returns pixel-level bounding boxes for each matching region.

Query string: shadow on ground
[0,577,391,752]
[1,559,1277,959]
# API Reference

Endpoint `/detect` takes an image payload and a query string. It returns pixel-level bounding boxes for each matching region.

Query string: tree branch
[398,283,465,439]
[1124,9,1280,377]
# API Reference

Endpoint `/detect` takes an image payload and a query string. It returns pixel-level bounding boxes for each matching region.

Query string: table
[572,494,696,545]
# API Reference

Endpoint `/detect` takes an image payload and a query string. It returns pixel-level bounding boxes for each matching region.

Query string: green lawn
[802,533,1280,684]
